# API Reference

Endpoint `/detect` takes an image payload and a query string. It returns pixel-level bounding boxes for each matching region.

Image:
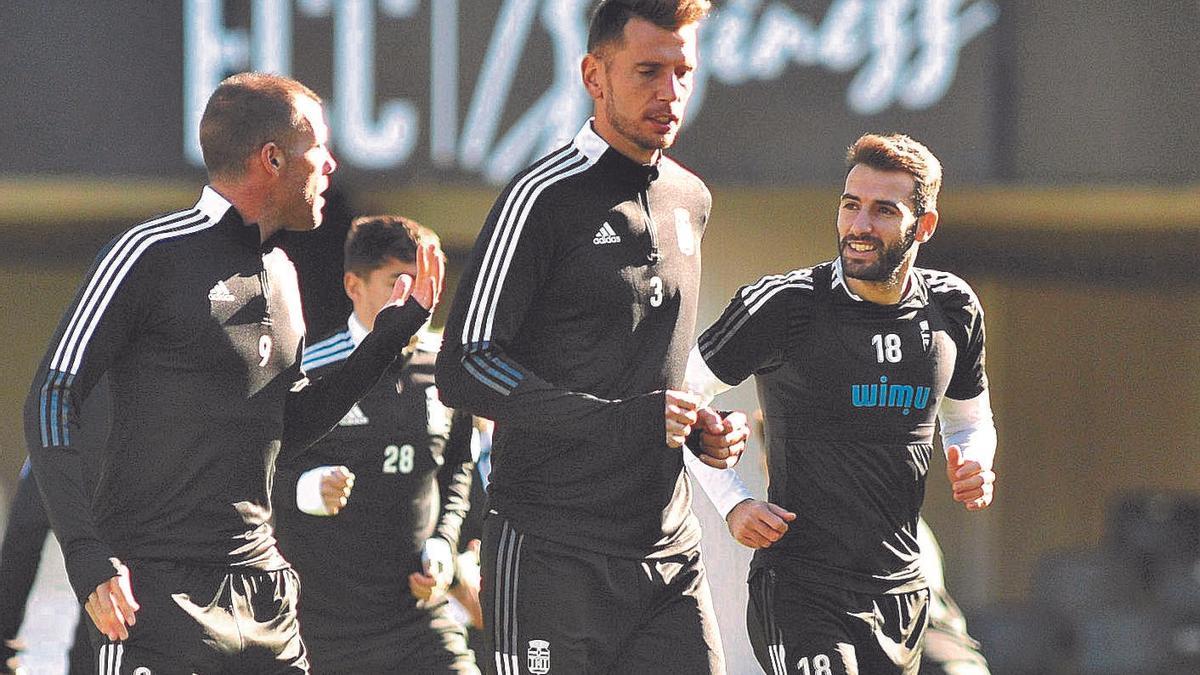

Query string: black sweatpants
[481,517,724,675]
[748,568,928,675]
[90,560,307,674]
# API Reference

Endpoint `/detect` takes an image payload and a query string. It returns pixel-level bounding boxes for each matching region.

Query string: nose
[325,151,338,175]
[658,73,682,102]
[847,207,873,236]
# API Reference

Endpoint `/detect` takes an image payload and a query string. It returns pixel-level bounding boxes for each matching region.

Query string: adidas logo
[208,280,236,302]
[338,403,370,426]
[592,222,621,245]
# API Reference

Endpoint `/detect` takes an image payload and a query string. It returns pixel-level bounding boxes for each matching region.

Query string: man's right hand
[385,242,445,313]
[726,499,796,549]
[85,559,139,641]
[296,465,355,516]
[665,390,701,448]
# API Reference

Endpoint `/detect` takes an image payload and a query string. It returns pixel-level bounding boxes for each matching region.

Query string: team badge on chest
[674,208,695,256]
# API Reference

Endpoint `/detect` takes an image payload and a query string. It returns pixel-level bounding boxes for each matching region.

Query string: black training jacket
[23,187,428,603]
[436,122,711,559]
[274,326,474,639]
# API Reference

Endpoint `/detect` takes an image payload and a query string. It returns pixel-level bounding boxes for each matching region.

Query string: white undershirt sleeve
[938,389,997,471]
[683,346,733,407]
[683,450,755,520]
[296,466,338,516]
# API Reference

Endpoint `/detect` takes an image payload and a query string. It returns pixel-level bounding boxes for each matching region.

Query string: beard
[604,83,677,154]
[839,224,916,283]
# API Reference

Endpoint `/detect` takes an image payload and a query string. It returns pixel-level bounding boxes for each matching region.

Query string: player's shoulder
[96,204,218,268]
[302,328,354,372]
[660,156,711,193]
[737,264,822,314]
[918,267,983,312]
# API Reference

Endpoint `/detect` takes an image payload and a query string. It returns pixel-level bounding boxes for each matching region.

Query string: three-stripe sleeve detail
[301,330,354,371]
[38,210,213,448]
[699,269,813,362]
[458,143,600,396]
[492,520,526,675]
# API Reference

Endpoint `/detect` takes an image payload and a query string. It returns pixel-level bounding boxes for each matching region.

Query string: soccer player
[22,72,443,673]
[435,1,747,672]
[685,133,998,674]
[273,215,478,674]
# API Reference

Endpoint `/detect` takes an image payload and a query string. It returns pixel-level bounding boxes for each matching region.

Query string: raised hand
[386,243,446,312]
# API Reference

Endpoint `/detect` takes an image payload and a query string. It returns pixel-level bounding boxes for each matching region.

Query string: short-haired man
[23,72,442,673]
[436,1,746,672]
[274,215,479,674]
[686,134,997,674]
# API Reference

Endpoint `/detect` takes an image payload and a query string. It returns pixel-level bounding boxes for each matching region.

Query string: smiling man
[435,1,748,673]
[685,133,998,675]
[24,72,443,673]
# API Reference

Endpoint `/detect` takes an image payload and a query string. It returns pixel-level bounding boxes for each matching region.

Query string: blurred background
[1,1,1198,673]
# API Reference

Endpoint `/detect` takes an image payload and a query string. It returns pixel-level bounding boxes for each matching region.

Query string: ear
[259,142,284,176]
[914,209,939,244]
[581,52,605,101]
[343,271,361,302]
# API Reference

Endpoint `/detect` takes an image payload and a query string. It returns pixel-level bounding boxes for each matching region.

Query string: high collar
[831,257,919,305]
[574,120,661,190]
[347,312,370,348]
[197,186,276,252]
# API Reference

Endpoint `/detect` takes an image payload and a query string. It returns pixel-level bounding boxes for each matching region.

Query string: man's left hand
[694,409,749,469]
[946,445,995,511]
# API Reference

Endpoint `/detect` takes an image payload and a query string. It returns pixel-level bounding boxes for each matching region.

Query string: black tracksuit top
[274,328,474,637]
[436,122,711,559]
[23,187,429,603]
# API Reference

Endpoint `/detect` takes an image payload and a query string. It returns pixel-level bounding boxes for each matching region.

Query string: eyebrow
[841,193,900,209]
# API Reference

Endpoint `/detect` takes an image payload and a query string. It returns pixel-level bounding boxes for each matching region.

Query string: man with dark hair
[274,215,479,674]
[436,1,745,673]
[23,72,443,673]
[685,133,997,674]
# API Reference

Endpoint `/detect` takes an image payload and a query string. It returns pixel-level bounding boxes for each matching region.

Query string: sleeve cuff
[683,450,755,519]
[296,467,335,516]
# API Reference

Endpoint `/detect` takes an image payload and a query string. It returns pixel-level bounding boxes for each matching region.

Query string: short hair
[587,0,711,56]
[845,133,943,215]
[199,72,322,179]
[344,215,439,277]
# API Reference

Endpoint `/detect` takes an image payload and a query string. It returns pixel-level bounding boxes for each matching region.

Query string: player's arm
[681,277,799,467]
[684,452,795,549]
[435,191,665,444]
[282,244,442,452]
[939,279,996,511]
[432,408,476,551]
[22,238,144,638]
[410,408,476,601]
[940,390,997,511]
[0,461,53,666]
[274,460,355,517]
